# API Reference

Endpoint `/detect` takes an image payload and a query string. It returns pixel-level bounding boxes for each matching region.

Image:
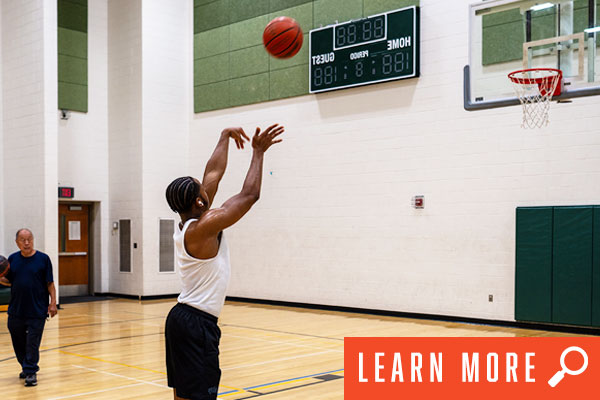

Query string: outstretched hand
[252,124,284,153]
[223,127,250,149]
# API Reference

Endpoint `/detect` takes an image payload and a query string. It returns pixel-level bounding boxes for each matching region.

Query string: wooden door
[58,204,90,296]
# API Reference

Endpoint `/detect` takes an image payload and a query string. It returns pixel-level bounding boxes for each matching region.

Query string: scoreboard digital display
[58,187,74,198]
[309,6,419,93]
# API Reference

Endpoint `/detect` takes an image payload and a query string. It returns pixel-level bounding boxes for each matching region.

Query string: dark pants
[166,303,221,400]
[7,315,46,375]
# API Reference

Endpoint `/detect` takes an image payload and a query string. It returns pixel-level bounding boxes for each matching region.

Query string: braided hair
[165,176,200,213]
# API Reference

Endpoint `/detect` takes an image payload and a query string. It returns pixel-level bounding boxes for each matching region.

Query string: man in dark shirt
[0,228,57,387]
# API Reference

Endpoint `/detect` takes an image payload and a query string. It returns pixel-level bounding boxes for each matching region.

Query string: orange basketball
[263,16,303,59]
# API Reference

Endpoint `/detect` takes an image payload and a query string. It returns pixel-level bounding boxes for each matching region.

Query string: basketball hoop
[508,68,562,129]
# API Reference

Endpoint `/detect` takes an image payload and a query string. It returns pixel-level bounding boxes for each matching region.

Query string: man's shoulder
[34,251,51,262]
[8,251,21,262]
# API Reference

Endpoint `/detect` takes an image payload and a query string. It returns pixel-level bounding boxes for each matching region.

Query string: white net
[508,69,562,129]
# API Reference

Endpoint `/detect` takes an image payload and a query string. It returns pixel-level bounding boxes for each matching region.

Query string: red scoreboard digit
[58,187,74,198]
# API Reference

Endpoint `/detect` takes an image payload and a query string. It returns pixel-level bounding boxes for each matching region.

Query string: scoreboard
[309,6,420,93]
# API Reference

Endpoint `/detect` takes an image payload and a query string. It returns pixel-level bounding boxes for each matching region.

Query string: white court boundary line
[46,365,169,400]
[46,382,146,400]
[222,350,338,371]
[225,333,344,353]
[70,364,168,387]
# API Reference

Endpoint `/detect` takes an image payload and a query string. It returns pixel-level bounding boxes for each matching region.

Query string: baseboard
[225,296,600,336]
[89,293,600,335]
[94,292,179,301]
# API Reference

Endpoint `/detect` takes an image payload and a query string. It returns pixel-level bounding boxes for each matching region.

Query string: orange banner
[344,337,600,399]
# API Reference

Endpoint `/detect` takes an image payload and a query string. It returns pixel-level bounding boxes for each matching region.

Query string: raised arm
[197,124,284,235]
[202,127,250,207]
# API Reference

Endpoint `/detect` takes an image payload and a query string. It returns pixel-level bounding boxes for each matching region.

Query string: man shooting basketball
[164,124,284,400]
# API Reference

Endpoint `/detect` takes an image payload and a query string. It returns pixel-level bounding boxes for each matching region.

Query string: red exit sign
[58,187,74,198]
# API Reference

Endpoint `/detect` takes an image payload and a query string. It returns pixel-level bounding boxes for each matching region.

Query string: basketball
[0,255,9,278]
[263,16,303,59]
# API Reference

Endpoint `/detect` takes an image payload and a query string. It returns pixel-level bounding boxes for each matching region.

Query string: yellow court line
[59,350,167,375]
[58,350,246,393]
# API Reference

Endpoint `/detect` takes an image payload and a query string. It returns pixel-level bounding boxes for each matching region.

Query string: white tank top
[174,219,231,318]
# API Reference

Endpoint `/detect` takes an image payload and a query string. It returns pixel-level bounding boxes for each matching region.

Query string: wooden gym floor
[0,298,587,399]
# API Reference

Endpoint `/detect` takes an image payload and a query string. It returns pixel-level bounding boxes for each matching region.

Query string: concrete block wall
[107,0,143,296]
[58,0,109,293]
[140,0,191,295]
[1,0,58,289]
[189,0,600,321]
[1,0,598,319]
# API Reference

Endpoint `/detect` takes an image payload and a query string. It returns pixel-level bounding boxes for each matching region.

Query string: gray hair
[15,228,33,240]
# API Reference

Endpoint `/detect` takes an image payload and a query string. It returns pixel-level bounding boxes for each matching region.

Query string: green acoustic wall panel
[58,82,88,112]
[270,0,313,13]
[194,0,420,112]
[313,0,363,28]
[593,207,600,327]
[482,9,523,66]
[231,0,269,24]
[268,2,312,40]
[58,28,87,58]
[230,46,270,79]
[58,0,87,32]
[195,53,230,86]
[364,0,419,15]
[552,206,593,326]
[195,0,230,33]
[58,55,87,85]
[229,73,270,107]
[194,0,214,7]
[195,26,230,59]
[270,64,309,98]
[230,15,269,51]
[483,1,599,66]
[515,207,553,323]
[531,8,556,41]
[195,81,230,113]
[58,0,87,112]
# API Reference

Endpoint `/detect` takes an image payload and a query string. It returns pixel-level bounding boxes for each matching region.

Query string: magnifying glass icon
[548,346,588,387]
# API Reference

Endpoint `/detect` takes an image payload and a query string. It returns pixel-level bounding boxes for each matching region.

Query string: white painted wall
[189,0,600,321]
[1,0,58,290]
[58,0,109,293]
[140,0,191,295]
[107,0,143,296]
[1,0,598,320]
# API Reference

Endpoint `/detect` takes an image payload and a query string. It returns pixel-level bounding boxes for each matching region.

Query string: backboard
[467,0,600,108]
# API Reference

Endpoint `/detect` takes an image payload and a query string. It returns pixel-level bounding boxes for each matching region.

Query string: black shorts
[165,303,222,400]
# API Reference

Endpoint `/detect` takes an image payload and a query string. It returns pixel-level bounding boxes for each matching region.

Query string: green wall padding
[552,206,593,326]
[58,0,88,112]
[593,207,600,327]
[0,287,10,306]
[515,207,553,323]
[194,0,419,112]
